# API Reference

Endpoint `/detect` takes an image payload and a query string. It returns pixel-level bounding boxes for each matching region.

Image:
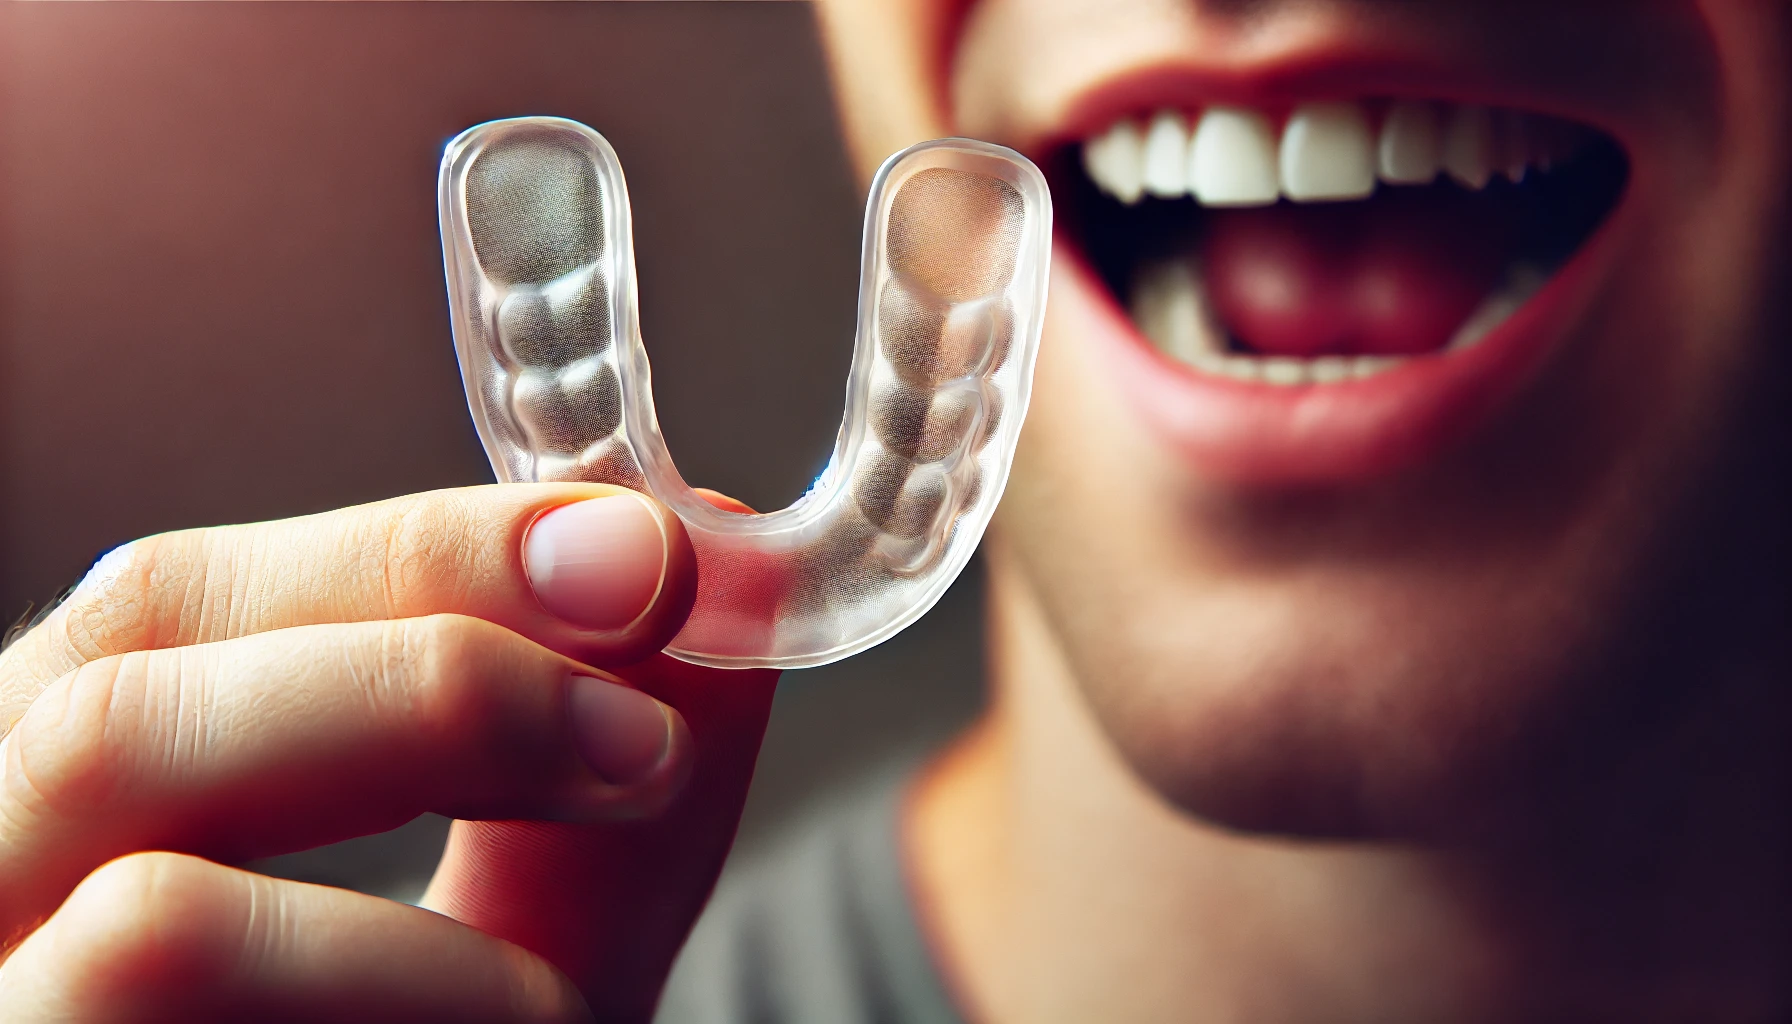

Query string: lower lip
[1065,203,1629,487]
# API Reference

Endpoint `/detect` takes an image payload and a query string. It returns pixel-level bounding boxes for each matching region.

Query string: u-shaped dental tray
[439,117,1050,669]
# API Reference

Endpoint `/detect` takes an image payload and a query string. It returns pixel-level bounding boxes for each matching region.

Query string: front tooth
[1261,357,1308,385]
[1089,120,1145,204]
[1189,106,1281,207]
[1311,356,1351,383]
[1129,259,1217,364]
[1377,100,1441,184]
[1280,101,1376,202]
[1142,110,1191,198]
[1220,356,1262,381]
[1351,355,1404,378]
[1442,104,1495,190]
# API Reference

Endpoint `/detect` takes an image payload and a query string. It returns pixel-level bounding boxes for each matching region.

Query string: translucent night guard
[439,117,1051,669]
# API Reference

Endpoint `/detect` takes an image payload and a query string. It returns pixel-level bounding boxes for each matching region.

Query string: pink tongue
[1199,190,1520,357]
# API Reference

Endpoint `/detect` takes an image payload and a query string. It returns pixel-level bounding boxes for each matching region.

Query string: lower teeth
[1128,257,1548,385]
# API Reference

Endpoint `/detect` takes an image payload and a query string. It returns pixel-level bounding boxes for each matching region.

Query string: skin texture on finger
[0,616,690,950]
[0,483,698,732]
[425,654,780,1022]
[0,852,593,1023]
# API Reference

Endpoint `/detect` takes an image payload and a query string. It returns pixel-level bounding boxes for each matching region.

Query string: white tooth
[1082,133,1115,195]
[1093,120,1146,204]
[1280,101,1376,202]
[1142,110,1191,198]
[1189,106,1281,207]
[1128,268,1169,350]
[1446,294,1518,351]
[1508,262,1549,295]
[1446,262,1548,351]
[1377,100,1441,185]
[1129,259,1220,364]
[1351,355,1404,378]
[1311,356,1351,383]
[1081,124,1120,200]
[1442,104,1495,190]
[1221,356,1262,381]
[1261,357,1308,385]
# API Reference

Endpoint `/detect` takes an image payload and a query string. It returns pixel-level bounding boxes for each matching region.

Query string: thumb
[424,654,780,1020]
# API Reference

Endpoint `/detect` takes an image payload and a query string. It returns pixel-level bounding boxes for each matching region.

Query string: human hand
[0,484,780,1021]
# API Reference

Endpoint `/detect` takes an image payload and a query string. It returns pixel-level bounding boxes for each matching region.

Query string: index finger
[0,483,698,729]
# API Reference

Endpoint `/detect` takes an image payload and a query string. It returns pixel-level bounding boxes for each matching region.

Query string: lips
[1042,92,1630,485]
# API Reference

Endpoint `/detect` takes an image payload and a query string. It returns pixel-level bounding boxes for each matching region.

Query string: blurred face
[821,2,1791,837]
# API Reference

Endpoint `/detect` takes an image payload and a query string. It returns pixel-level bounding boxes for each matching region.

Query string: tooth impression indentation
[442,118,1050,670]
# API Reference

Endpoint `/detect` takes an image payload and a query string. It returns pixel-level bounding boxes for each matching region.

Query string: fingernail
[524,494,668,631]
[567,674,673,786]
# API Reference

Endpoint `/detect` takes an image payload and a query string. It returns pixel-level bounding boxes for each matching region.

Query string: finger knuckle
[7,655,149,818]
[53,852,238,999]
[387,614,517,740]
[378,491,483,619]
[500,948,597,1024]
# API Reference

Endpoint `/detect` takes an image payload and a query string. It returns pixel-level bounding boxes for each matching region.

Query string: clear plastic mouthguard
[439,116,1051,669]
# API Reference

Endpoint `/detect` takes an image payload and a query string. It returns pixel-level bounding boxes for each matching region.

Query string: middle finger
[0,613,689,948]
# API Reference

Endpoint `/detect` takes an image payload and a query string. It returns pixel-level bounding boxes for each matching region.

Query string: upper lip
[987,40,1642,167]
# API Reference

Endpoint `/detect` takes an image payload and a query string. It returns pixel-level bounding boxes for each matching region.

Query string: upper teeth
[1083,99,1582,206]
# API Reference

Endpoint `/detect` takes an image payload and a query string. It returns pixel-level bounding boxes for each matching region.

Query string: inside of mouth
[1060,106,1628,371]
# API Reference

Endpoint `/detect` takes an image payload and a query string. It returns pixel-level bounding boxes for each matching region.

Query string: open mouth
[1046,97,1630,481]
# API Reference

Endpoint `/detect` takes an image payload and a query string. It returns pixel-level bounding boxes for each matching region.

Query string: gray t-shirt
[655,771,967,1024]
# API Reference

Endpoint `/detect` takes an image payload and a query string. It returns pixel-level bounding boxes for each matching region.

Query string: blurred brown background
[0,1,984,899]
